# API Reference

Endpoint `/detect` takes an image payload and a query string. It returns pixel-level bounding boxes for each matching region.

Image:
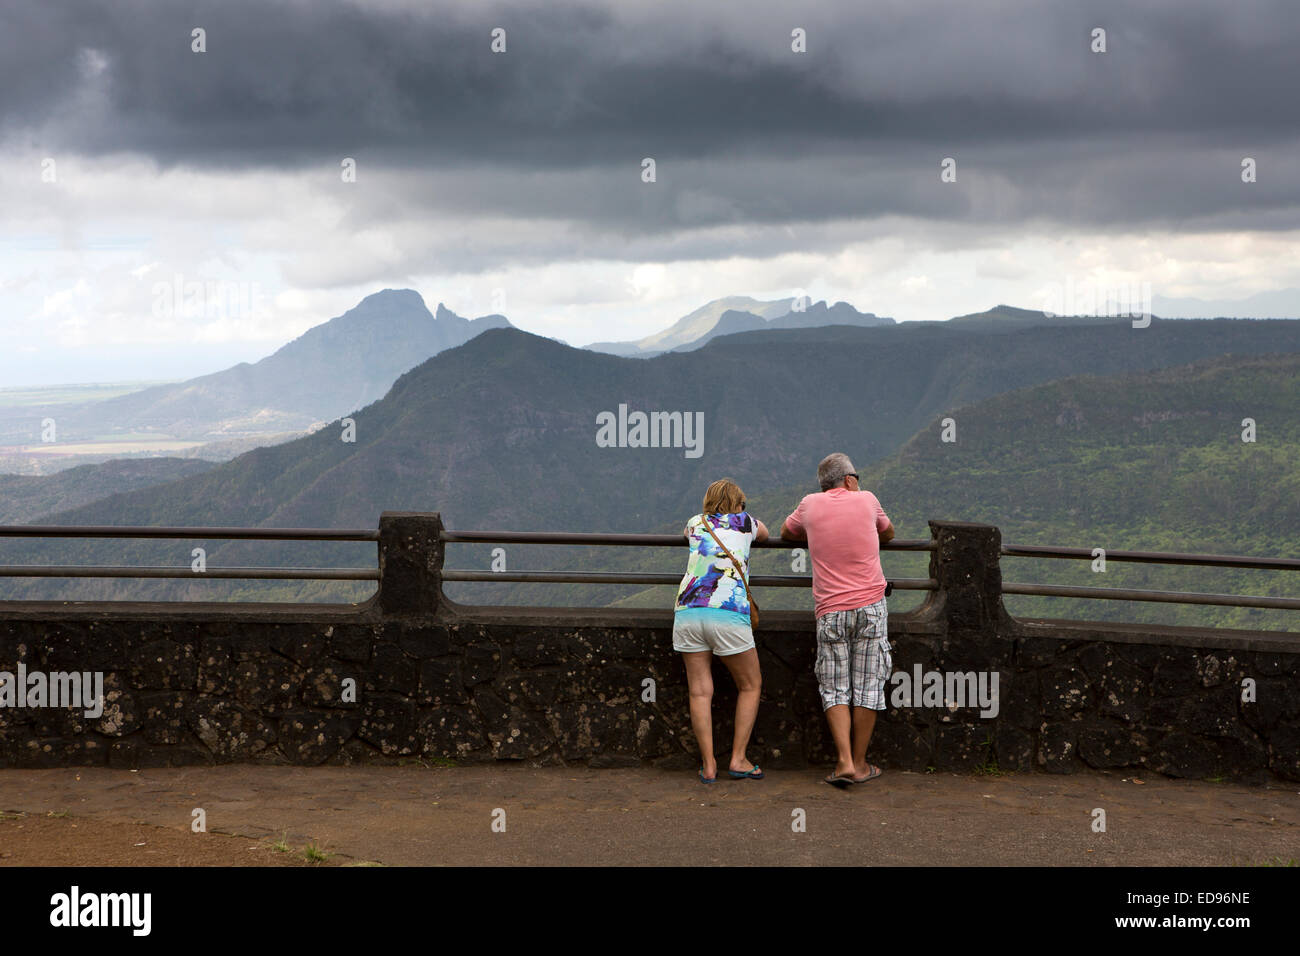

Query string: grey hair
[818,452,855,491]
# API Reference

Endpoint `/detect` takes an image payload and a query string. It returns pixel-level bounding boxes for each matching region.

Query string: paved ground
[0,765,1296,866]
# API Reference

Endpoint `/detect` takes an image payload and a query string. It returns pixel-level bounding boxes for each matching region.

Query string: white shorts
[672,608,755,656]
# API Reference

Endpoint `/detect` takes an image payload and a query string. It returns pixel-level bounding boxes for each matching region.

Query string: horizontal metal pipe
[441,570,937,590]
[1002,581,1300,610]
[0,520,1289,614]
[440,529,933,550]
[1001,543,1299,572]
[444,570,726,585]
[0,525,379,541]
[0,566,379,580]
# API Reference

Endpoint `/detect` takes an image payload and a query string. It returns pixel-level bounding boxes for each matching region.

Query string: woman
[673,478,768,783]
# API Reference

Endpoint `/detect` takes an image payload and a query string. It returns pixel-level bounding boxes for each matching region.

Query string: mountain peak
[47,287,518,445]
[355,288,428,312]
[435,303,463,322]
[585,293,900,355]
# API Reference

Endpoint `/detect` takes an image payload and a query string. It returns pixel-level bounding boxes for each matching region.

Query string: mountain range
[1,287,1262,470]
[2,309,1296,616]
[1152,287,1300,320]
[0,290,904,479]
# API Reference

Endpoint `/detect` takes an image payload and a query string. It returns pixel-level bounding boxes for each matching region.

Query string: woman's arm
[753,518,770,543]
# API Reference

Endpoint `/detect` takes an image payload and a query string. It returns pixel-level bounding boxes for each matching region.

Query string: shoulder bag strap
[701,517,753,605]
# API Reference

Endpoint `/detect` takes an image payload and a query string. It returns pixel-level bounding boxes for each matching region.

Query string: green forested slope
[0,458,215,524]
[595,353,1299,632]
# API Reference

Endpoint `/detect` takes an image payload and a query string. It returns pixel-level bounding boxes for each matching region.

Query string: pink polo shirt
[782,487,891,618]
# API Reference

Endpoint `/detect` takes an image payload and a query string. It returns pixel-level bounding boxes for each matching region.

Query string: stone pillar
[921,520,1010,638]
[376,511,444,618]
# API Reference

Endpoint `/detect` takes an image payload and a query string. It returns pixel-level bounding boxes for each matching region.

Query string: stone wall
[0,514,1296,782]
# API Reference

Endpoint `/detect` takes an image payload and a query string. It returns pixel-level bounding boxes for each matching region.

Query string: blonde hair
[702,478,745,514]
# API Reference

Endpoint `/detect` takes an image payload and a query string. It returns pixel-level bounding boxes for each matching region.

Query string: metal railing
[439,529,936,591]
[442,530,1299,611]
[998,543,1300,610]
[0,521,1293,612]
[0,524,379,581]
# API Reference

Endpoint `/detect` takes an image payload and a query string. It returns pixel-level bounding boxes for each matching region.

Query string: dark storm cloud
[5,0,1300,232]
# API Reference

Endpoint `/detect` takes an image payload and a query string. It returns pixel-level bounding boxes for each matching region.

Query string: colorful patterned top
[674,512,757,619]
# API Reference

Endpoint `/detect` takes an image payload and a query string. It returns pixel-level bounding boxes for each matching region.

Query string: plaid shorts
[814,598,891,710]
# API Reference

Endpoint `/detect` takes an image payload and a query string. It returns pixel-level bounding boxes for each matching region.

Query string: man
[780,452,895,787]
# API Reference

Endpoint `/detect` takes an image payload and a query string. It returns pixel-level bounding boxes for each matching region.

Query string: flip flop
[824,773,855,789]
[852,764,883,784]
[699,767,716,784]
[728,766,765,779]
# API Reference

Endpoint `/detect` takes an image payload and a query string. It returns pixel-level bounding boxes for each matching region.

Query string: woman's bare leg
[682,651,716,778]
[720,648,761,773]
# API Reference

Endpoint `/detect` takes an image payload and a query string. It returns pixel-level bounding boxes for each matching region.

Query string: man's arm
[873,496,895,546]
[780,498,807,541]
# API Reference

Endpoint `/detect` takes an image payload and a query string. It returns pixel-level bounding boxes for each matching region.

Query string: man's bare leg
[825,704,855,778]
[852,707,879,780]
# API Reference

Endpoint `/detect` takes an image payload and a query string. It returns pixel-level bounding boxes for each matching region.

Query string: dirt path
[1,765,1296,866]
[0,813,339,866]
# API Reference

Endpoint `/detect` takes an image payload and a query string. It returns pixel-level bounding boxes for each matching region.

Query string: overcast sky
[3,0,1300,384]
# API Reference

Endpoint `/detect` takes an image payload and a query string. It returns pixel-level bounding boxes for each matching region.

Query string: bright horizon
[2,282,1296,390]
